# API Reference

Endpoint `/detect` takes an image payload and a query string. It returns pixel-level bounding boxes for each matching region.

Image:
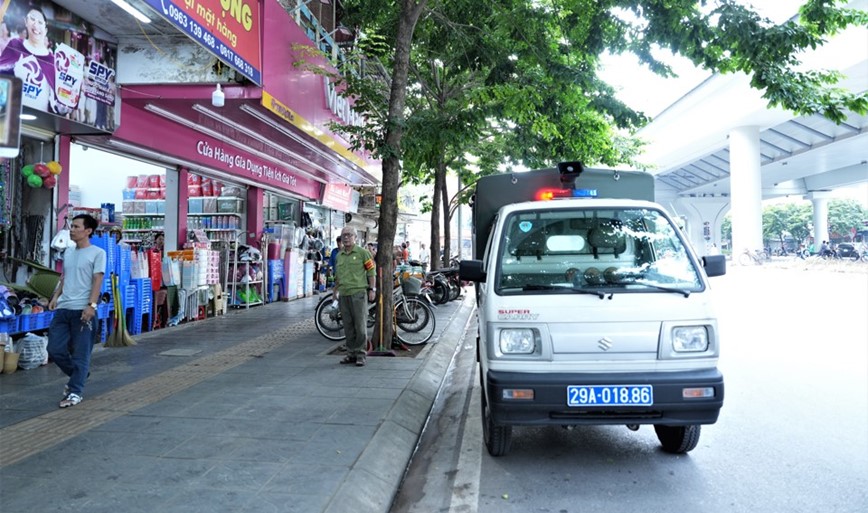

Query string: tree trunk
[372,0,427,348]
[430,165,442,272]
[439,164,450,268]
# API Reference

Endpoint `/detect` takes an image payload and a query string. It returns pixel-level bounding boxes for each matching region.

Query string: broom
[105,273,136,347]
[367,266,395,357]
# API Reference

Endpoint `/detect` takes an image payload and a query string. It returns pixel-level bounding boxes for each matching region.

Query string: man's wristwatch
[88,302,98,309]
[367,287,376,292]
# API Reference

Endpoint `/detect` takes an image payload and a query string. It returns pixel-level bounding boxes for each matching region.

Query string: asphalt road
[391,266,868,513]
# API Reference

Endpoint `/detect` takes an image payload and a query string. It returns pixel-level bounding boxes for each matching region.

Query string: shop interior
[2,139,358,347]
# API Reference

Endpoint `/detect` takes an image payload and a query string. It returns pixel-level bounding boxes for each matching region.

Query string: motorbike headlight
[672,326,709,352]
[499,329,537,354]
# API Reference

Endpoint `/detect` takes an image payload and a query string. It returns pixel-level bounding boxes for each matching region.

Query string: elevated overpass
[639,2,868,255]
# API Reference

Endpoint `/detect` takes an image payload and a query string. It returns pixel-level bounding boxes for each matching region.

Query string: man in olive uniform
[333,227,376,366]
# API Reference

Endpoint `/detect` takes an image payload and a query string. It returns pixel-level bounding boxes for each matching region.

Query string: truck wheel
[654,424,701,454]
[481,388,512,457]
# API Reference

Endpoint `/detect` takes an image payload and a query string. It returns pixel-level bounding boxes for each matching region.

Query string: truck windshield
[495,207,703,295]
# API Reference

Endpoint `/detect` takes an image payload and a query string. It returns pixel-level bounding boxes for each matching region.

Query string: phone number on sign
[163,4,257,82]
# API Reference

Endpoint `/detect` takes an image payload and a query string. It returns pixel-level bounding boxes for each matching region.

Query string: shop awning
[119,84,379,185]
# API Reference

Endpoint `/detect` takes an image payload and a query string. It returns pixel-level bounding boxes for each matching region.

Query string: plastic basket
[35,311,54,330]
[0,317,16,333]
[401,277,422,297]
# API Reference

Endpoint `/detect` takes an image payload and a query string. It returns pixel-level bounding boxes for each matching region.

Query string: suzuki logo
[598,337,613,351]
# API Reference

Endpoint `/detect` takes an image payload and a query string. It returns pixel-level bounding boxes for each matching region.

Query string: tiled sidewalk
[0,293,474,513]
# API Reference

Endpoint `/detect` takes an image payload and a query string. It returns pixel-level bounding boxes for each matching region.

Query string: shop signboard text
[196,139,298,187]
[142,0,262,85]
[321,183,352,212]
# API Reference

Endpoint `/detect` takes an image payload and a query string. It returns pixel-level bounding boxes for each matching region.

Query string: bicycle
[314,285,436,345]
[738,248,769,266]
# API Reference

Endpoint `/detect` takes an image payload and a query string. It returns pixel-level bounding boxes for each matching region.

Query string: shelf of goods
[226,246,266,308]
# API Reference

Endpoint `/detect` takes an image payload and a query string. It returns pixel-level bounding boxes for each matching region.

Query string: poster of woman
[0,0,120,131]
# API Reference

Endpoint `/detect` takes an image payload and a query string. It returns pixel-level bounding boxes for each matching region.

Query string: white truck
[459,162,726,456]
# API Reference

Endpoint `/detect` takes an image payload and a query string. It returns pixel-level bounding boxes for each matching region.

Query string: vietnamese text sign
[142,0,262,85]
[321,183,352,212]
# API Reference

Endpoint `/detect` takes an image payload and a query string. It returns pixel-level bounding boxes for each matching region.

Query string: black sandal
[339,356,357,365]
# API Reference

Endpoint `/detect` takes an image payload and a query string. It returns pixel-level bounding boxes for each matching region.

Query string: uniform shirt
[335,245,374,296]
[57,245,106,310]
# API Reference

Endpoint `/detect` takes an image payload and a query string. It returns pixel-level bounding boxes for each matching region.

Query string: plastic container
[3,351,19,374]
[188,198,204,214]
[217,198,243,213]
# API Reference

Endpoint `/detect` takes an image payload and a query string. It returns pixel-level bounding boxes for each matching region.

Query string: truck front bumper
[487,368,724,426]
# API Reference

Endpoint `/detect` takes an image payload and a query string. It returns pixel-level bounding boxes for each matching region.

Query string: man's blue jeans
[47,309,95,396]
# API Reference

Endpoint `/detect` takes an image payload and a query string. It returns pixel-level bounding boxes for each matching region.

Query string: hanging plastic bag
[51,229,73,251]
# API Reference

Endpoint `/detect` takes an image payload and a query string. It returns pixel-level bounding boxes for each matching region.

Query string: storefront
[1,0,380,342]
[1,0,123,333]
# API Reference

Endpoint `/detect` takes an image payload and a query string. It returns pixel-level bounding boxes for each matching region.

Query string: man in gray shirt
[48,214,106,408]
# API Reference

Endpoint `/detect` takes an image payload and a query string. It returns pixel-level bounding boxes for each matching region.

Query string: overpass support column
[729,126,763,261]
[806,191,833,247]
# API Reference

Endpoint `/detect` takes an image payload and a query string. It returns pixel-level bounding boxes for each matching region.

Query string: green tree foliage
[316,0,867,339]
[828,199,868,238]
[726,199,866,245]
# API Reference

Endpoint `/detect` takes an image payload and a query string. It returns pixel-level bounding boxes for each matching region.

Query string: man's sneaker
[62,372,90,398]
[59,393,82,408]
[355,356,366,367]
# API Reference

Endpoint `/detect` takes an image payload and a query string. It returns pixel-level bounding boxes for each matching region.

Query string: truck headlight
[499,329,537,354]
[672,326,708,352]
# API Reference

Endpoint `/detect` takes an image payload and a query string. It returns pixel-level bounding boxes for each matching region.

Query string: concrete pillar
[177,167,189,246]
[670,197,730,255]
[164,167,181,252]
[806,191,834,248]
[729,126,763,261]
[246,188,264,246]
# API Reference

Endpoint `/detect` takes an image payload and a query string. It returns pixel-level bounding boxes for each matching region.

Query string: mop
[367,267,395,357]
[105,273,136,347]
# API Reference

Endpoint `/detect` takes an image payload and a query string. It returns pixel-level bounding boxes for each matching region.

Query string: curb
[325,293,476,513]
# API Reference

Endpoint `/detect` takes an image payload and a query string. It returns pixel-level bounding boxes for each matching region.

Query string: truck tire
[481,388,512,457]
[654,424,701,454]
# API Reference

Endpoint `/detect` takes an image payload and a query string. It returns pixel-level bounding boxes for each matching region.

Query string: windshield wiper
[521,284,610,299]
[633,280,691,298]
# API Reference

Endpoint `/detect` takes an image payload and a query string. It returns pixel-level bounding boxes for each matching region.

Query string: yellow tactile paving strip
[0,319,314,468]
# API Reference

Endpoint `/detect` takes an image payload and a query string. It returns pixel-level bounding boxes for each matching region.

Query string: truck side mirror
[702,255,726,277]
[459,260,486,283]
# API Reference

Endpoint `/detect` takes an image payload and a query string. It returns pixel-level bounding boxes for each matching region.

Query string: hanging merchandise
[51,218,74,252]
[27,174,43,188]
[50,229,72,251]
[20,142,63,189]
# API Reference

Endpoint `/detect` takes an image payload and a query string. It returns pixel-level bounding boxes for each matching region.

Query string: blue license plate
[567,385,653,406]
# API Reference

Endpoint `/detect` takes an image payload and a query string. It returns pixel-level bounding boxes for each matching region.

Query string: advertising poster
[0,0,120,131]
[141,0,262,85]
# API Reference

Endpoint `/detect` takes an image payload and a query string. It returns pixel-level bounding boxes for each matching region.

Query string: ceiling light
[20,113,37,121]
[110,0,151,24]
